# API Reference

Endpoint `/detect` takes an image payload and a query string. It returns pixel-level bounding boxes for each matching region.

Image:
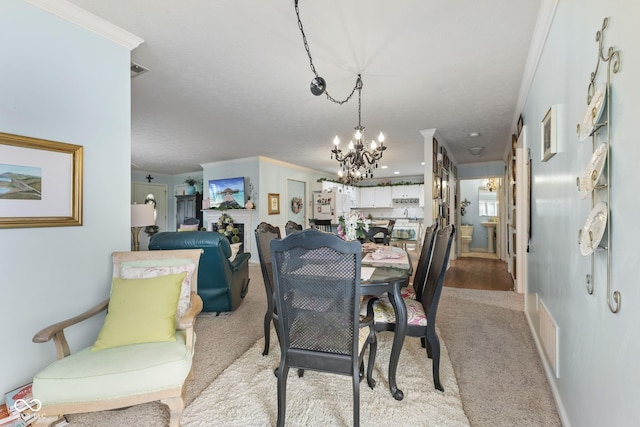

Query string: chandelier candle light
[331,75,386,185]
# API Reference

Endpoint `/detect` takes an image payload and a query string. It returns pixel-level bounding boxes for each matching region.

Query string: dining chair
[363,226,392,245]
[403,223,438,300]
[371,224,455,391]
[270,228,376,427]
[254,222,282,356]
[386,219,396,237]
[311,218,333,233]
[284,220,303,235]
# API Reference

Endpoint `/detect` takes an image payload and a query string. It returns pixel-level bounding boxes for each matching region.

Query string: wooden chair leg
[161,393,185,427]
[276,364,289,427]
[352,370,360,427]
[263,311,271,356]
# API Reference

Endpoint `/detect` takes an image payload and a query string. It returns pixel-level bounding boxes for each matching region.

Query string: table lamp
[131,203,155,251]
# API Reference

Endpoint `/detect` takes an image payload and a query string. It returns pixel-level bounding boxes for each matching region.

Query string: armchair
[32,249,204,427]
[149,231,250,312]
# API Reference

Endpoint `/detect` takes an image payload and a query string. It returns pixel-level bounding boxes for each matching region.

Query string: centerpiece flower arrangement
[337,211,369,241]
[217,213,241,243]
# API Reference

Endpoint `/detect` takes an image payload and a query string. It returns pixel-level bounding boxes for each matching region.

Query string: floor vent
[539,300,559,378]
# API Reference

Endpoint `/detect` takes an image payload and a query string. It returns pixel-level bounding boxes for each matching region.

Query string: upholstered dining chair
[311,218,333,232]
[284,220,303,235]
[31,249,204,427]
[254,221,282,356]
[402,223,438,301]
[371,224,455,392]
[270,228,376,427]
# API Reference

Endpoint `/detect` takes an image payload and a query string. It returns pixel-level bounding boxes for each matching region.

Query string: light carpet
[182,330,470,427]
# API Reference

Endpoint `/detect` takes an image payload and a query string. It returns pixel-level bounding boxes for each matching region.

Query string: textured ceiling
[68,0,542,178]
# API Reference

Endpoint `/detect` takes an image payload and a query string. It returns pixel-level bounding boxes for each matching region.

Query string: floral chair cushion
[372,293,427,327]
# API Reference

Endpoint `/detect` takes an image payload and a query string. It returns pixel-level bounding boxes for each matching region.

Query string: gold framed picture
[0,132,83,228]
[268,193,280,215]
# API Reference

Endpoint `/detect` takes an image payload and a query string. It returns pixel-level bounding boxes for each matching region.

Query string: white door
[132,182,168,250]
[287,179,307,227]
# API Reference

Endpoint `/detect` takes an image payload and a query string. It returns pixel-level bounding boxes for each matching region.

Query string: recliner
[149,231,250,312]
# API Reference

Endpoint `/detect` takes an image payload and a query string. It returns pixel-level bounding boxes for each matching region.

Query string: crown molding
[24,0,143,50]
[512,0,560,130]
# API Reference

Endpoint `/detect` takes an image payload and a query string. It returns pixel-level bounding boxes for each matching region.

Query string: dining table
[360,245,413,401]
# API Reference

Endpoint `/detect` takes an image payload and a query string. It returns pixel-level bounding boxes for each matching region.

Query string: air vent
[131,62,149,78]
[539,299,559,378]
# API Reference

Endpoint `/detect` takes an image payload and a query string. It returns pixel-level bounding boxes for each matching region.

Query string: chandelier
[331,75,386,184]
[294,0,387,185]
[486,178,498,192]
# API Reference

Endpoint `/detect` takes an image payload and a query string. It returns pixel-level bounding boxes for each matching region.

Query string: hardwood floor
[444,256,514,291]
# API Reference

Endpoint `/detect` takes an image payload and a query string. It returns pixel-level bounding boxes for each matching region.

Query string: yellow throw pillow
[91,272,186,352]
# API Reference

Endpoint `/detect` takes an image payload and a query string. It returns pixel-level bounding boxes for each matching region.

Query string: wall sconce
[131,203,155,251]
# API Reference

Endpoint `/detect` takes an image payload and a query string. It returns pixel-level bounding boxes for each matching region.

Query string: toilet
[460,225,474,253]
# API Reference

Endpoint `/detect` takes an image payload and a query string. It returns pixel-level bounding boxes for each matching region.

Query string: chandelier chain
[294,0,360,105]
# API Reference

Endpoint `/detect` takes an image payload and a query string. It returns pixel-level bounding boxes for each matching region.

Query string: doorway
[132,182,168,250]
[458,177,502,259]
[286,179,306,228]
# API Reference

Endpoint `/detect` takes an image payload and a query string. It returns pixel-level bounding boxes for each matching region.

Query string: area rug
[182,330,470,426]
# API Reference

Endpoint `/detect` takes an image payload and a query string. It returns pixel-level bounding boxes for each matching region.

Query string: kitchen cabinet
[391,184,421,200]
[359,187,376,207]
[374,186,392,207]
[358,186,395,208]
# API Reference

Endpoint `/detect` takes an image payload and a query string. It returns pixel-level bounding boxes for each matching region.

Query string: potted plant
[184,177,198,195]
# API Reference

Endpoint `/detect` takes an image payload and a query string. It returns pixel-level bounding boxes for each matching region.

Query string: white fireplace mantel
[202,209,254,256]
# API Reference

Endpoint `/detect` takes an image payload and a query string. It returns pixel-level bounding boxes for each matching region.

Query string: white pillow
[179,224,199,231]
[120,263,196,321]
[229,243,242,262]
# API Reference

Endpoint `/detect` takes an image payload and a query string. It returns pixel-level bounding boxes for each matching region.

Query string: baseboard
[524,309,571,427]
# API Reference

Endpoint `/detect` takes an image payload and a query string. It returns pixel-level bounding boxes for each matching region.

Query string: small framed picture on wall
[541,106,557,162]
[268,193,280,215]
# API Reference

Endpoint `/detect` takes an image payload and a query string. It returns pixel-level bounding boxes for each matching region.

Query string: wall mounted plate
[578,83,607,142]
[578,143,608,199]
[579,201,608,256]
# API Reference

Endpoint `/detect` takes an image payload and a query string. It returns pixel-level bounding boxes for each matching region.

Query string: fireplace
[202,209,254,257]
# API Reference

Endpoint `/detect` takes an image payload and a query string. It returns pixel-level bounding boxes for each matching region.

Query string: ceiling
[68,0,542,179]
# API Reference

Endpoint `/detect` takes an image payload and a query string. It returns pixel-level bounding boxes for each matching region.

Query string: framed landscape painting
[0,132,83,228]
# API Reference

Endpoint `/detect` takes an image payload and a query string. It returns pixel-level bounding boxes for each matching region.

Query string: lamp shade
[131,203,155,227]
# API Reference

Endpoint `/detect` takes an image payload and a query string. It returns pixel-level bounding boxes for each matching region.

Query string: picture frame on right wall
[541,106,557,162]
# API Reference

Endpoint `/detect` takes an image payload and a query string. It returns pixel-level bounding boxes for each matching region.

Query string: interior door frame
[286,178,307,229]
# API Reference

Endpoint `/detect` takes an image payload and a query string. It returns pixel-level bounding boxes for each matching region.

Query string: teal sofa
[149,231,250,312]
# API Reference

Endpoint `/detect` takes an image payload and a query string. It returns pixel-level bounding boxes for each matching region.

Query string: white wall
[201,156,331,261]
[524,1,640,425]
[0,1,137,391]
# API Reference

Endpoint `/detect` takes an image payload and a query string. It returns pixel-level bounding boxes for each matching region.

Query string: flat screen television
[208,176,245,209]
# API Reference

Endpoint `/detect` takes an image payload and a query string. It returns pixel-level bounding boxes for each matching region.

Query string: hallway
[445,256,514,291]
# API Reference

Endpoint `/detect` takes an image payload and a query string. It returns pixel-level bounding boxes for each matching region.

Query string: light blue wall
[131,170,203,231]
[457,161,505,179]
[525,1,640,425]
[201,156,330,260]
[0,1,133,391]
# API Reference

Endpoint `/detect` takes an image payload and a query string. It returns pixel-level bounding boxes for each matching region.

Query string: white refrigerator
[313,191,343,222]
